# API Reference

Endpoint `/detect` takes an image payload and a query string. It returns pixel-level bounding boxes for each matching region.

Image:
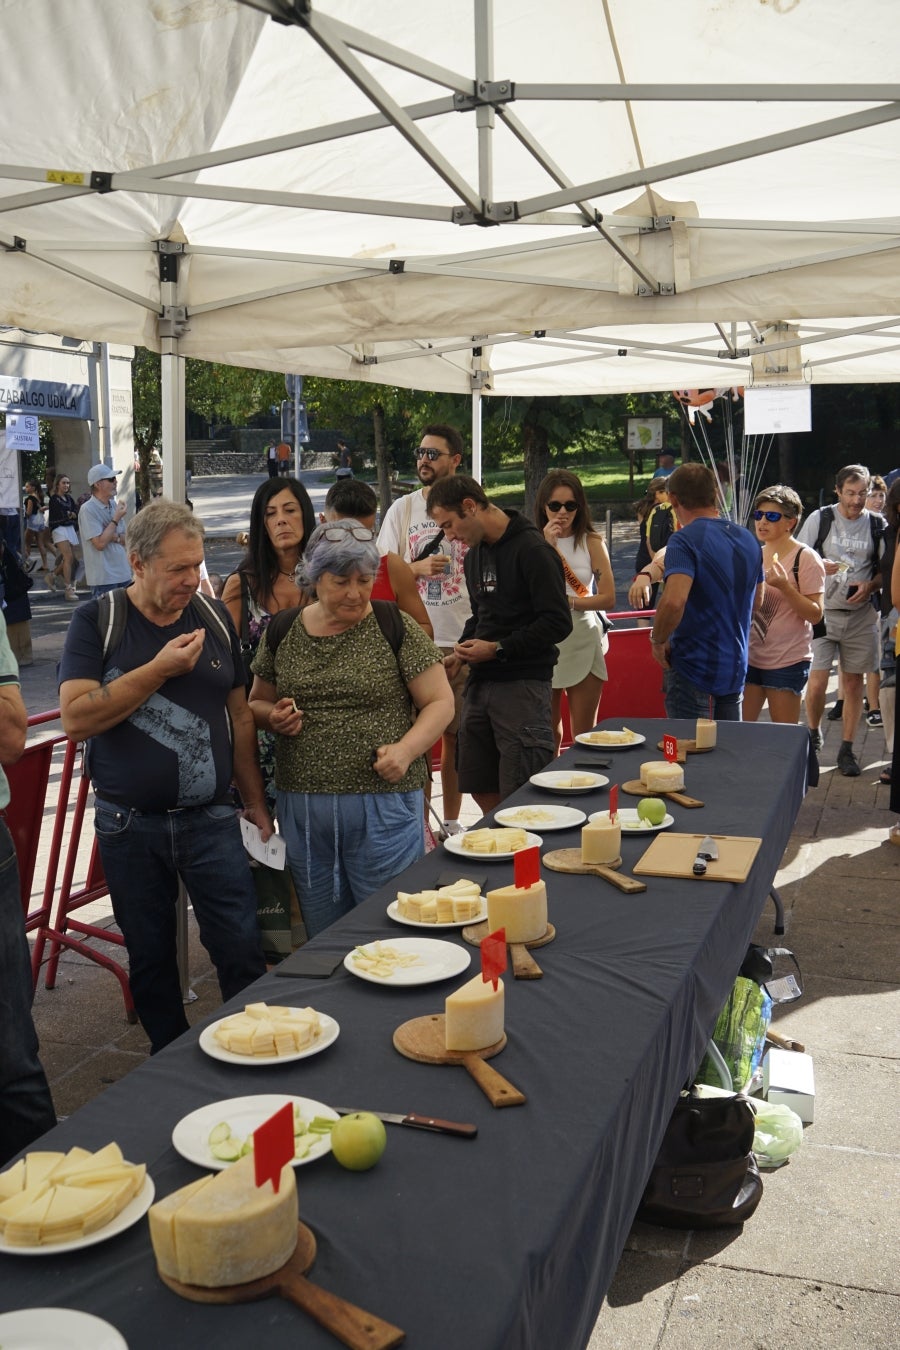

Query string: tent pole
[160,347,186,504]
[471,386,483,483]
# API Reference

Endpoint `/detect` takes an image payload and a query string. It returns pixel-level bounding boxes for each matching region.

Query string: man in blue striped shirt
[649,464,764,720]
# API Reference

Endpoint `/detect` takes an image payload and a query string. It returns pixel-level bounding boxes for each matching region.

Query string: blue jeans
[94,800,266,1053]
[0,820,56,1165]
[277,790,424,938]
[663,667,743,721]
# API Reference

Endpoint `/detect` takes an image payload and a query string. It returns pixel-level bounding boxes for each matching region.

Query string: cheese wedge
[460,827,528,854]
[486,880,547,943]
[639,760,684,792]
[437,879,481,896]
[148,1153,297,1288]
[214,1004,324,1057]
[0,1158,25,1202]
[0,1145,145,1246]
[445,974,505,1051]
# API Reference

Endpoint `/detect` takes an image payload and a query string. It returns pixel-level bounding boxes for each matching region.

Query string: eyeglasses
[416,448,451,461]
[547,500,577,513]
[320,524,374,543]
[753,510,786,522]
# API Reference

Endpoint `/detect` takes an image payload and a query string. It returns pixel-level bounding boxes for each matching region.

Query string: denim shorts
[744,659,810,694]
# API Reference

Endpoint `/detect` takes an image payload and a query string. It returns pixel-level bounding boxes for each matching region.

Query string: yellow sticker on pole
[45,170,86,185]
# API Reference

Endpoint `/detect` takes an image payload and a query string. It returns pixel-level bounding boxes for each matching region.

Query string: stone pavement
[14,477,900,1347]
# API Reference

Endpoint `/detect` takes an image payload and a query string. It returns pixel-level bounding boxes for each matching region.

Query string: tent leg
[471,387,483,483]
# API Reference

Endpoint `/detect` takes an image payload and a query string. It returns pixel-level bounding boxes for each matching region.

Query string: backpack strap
[264,605,302,660]
[187,591,232,649]
[371,598,405,656]
[812,505,834,556]
[97,588,130,660]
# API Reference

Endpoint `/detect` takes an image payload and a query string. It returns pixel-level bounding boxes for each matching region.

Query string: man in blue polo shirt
[649,463,763,719]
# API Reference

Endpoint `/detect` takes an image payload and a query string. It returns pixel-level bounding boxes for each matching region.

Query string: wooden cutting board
[655,738,714,762]
[621,779,704,808]
[394,1015,526,1107]
[541,849,647,894]
[159,1223,405,1350]
[632,833,762,882]
[461,920,555,979]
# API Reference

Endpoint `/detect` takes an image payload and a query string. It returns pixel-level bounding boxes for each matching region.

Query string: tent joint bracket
[718,349,751,359]
[454,81,515,112]
[639,215,675,233]
[90,172,113,193]
[4,236,27,252]
[637,283,676,297]
[158,306,189,339]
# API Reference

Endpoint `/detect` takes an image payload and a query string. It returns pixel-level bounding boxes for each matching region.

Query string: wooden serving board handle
[159,1224,405,1350]
[664,789,704,808]
[766,1028,806,1054]
[461,1053,527,1107]
[510,942,543,979]
[542,849,647,894]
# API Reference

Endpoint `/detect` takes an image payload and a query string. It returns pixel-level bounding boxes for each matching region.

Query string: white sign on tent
[744,388,812,436]
[5,413,40,452]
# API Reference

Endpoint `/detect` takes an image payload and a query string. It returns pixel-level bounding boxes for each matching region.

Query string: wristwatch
[494,641,507,662]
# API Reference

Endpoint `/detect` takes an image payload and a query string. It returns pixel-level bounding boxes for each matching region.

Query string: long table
[1,719,808,1350]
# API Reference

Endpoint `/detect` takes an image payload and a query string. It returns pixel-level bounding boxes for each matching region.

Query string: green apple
[637,796,666,826]
[330,1112,387,1171]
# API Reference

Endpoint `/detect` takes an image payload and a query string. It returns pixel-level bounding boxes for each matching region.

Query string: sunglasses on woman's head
[547,500,577,513]
[321,524,374,542]
[753,509,786,522]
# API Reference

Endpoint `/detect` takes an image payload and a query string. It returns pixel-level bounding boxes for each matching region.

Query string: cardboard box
[763,1047,815,1123]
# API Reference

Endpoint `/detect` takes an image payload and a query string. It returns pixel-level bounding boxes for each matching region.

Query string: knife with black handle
[332,1108,477,1137]
[692,835,719,876]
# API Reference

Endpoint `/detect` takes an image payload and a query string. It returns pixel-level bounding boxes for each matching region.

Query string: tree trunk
[522,415,550,520]
[373,403,392,518]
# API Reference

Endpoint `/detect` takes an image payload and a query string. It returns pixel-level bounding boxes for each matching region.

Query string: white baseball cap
[87,463,119,486]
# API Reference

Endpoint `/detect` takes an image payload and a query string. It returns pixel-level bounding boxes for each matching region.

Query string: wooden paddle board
[393,1015,526,1108]
[541,849,647,893]
[460,921,555,979]
[621,778,704,808]
[158,1223,405,1350]
[655,738,714,762]
[632,832,762,882]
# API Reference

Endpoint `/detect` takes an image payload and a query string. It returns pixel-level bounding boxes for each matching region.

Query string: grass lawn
[484,458,654,508]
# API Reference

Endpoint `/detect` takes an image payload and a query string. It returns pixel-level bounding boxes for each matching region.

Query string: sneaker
[64,585,78,601]
[809,727,824,752]
[442,820,466,837]
[889,824,900,848]
[44,573,57,593]
[866,709,883,727]
[23,557,39,574]
[825,699,844,722]
[836,743,861,777]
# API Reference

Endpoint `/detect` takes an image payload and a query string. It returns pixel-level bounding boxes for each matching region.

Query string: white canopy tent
[3,0,900,489]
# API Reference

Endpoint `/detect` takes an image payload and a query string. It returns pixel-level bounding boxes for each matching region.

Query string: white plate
[0,1309,127,1348]
[575,730,646,749]
[172,1093,338,1171]
[591,807,674,834]
[387,897,488,929]
[495,804,586,831]
[345,937,471,987]
[528,769,609,794]
[0,1174,155,1259]
[199,1011,340,1067]
[443,830,543,861]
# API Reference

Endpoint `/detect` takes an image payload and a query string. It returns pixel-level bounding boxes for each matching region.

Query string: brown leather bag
[637,1089,763,1228]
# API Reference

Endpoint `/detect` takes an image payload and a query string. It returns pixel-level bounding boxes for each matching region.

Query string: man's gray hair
[298,519,380,588]
[125,499,204,563]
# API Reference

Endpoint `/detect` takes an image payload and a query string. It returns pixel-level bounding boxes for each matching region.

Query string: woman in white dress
[534,470,616,750]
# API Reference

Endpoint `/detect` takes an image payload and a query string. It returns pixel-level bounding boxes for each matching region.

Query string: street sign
[281,398,310,443]
[285,373,304,397]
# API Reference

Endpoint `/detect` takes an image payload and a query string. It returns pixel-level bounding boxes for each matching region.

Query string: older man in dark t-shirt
[59,501,270,1052]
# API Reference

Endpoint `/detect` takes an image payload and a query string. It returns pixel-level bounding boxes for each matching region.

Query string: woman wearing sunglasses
[534,470,615,749]
[249,520,453,937]
[743,485,825,724]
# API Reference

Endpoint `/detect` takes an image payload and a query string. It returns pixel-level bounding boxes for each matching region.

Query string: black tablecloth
[0,719,808,1350]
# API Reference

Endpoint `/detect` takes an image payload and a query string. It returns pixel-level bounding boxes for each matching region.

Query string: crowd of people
[3,439,898,1167]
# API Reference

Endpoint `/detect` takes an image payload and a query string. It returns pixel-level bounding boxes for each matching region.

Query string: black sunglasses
[753,510,786,523]
[416,448,451,461]
[547,500,577,513]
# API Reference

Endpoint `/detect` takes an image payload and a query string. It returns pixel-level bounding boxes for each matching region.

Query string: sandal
[879,769,892,786]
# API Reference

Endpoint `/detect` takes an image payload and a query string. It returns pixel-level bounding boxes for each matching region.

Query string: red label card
[254,1101,295,1192]
[609,783,619,821]
[514,845,540,889]
[481,928,507,991]
[663,733,678,762]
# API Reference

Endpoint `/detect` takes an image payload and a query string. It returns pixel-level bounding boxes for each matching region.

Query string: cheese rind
[486,880,547,943]
[445,975,505,1051]
[149,1154,297,1288]
[639,760,685,792]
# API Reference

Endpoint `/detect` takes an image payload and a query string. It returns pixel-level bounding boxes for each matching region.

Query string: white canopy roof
[3,0,900,396]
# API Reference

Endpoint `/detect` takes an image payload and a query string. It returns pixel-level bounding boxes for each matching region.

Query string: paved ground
[15,475,900,1347]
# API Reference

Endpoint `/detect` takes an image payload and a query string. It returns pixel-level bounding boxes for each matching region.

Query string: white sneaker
[65,585,77,601]
[442,820,466,836]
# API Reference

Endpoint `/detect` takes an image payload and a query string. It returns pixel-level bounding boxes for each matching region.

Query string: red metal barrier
[6,713,135,1020]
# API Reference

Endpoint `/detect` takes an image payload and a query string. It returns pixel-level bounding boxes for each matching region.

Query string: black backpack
[263,598,405,664]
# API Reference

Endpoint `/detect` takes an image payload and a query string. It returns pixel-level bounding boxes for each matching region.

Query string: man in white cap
[78,464,132,598]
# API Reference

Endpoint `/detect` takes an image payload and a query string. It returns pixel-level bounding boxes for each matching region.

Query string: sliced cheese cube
[486,880,547,943]
[445,974,504,1052]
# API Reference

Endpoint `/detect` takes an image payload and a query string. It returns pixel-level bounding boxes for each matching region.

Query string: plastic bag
[751,1100,804,1168]
[696,976,773,1091]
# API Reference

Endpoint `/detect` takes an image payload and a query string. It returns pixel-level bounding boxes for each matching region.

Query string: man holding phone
[797,464,887,775]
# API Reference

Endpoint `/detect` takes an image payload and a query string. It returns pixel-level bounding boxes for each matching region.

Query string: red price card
[481,928,507,990]
[663,733,678,762]
[609,783,619,821]
[513,845,540,889]
[253,1101,294,1192]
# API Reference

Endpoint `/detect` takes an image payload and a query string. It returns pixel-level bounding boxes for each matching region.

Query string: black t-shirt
[59,595,245,810]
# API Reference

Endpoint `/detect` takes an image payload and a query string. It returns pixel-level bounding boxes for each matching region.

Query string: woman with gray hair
[248,519,454,937]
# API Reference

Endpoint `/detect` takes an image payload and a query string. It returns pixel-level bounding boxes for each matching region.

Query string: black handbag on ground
[637,1088,763,1228]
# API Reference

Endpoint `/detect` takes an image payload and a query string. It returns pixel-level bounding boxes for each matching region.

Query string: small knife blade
[331,1108,477,1138]
[692,835,719,876]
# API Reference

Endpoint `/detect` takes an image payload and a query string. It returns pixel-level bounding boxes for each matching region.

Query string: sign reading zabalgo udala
[0,375,91,420]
